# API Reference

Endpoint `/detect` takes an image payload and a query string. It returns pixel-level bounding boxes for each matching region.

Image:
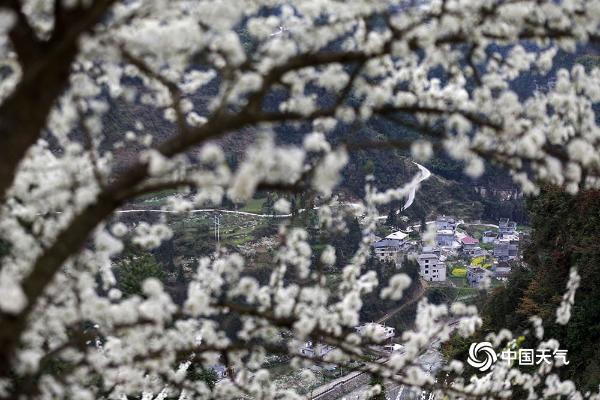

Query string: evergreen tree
[117,253,166,297]
[190,367,219,390]
[420,214,427,232]
[385,208,397,228]
[477,188,600,391]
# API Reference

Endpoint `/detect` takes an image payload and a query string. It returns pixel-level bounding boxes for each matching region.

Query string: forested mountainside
[445,187,600,393]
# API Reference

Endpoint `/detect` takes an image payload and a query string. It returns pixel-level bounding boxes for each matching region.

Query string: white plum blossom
[273,198,291,214]
[411,140,433,161]
[556,268,581,325]
[380,274,412,300]
[0,0,597,399]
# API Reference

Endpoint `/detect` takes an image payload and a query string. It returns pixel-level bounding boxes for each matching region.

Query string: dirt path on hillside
[376,280,428,324]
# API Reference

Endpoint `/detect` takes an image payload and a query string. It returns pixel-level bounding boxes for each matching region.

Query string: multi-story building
[436,229,455,247]
[373,231,408,262]
[493,237,519,261]
[461,235,483,256]
[373,238,402,262]
[436,215,457,231]
[499,218,517,237]
[417,253,447,282]
[422,245,441,257]
[299,340,335,358]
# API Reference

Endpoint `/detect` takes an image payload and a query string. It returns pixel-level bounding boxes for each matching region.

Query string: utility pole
[213,213,221,250]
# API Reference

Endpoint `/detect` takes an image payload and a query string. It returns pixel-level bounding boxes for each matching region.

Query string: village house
[493,260,514,280]
[373,231,408,262]
[299,340,335,358]
[417,252,447,282]
[499,218,517,237]
[422,245,441,257]
[482,230,498,243]
[356,323,395,342]
[464,246,485,257]
[209,364,230,380]
[436,215,457,231]
[436,229,455,247]
[467,265,491,288]
[461,236,484,257]
[373,238,401,262]
[460,235,478,250]
[494,237,519,261]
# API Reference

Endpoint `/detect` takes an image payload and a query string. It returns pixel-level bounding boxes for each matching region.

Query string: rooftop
[373,238,401,248]
[418,253,439,260]
[386,231,408,241]
[460,236,478,245]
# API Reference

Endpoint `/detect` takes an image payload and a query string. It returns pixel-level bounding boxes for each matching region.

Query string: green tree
[363,159,375,175]
[117,253,165,297]
[385,208,397,228]
[420,214,427,232]
[190,367,219,390]
[0,239,10,259]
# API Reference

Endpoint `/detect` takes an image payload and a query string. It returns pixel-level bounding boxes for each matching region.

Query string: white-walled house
[436,229,455,247]
[436,215,456,231]
[417,253,447,282]
[499,218,517,237]
[386,231,409,241]
[422,245,441,257]
[299,340,335,358]
[494,236,519,261]
[356,323,395,342]
[482,230,498,243]
[373,231,409,262]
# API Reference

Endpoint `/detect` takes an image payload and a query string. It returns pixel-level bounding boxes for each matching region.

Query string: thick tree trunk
[0,51,77,201]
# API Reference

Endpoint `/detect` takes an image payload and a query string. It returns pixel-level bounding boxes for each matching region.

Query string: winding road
[401,162,431,212]
[118,162,431,219]
[117,208,293,218]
